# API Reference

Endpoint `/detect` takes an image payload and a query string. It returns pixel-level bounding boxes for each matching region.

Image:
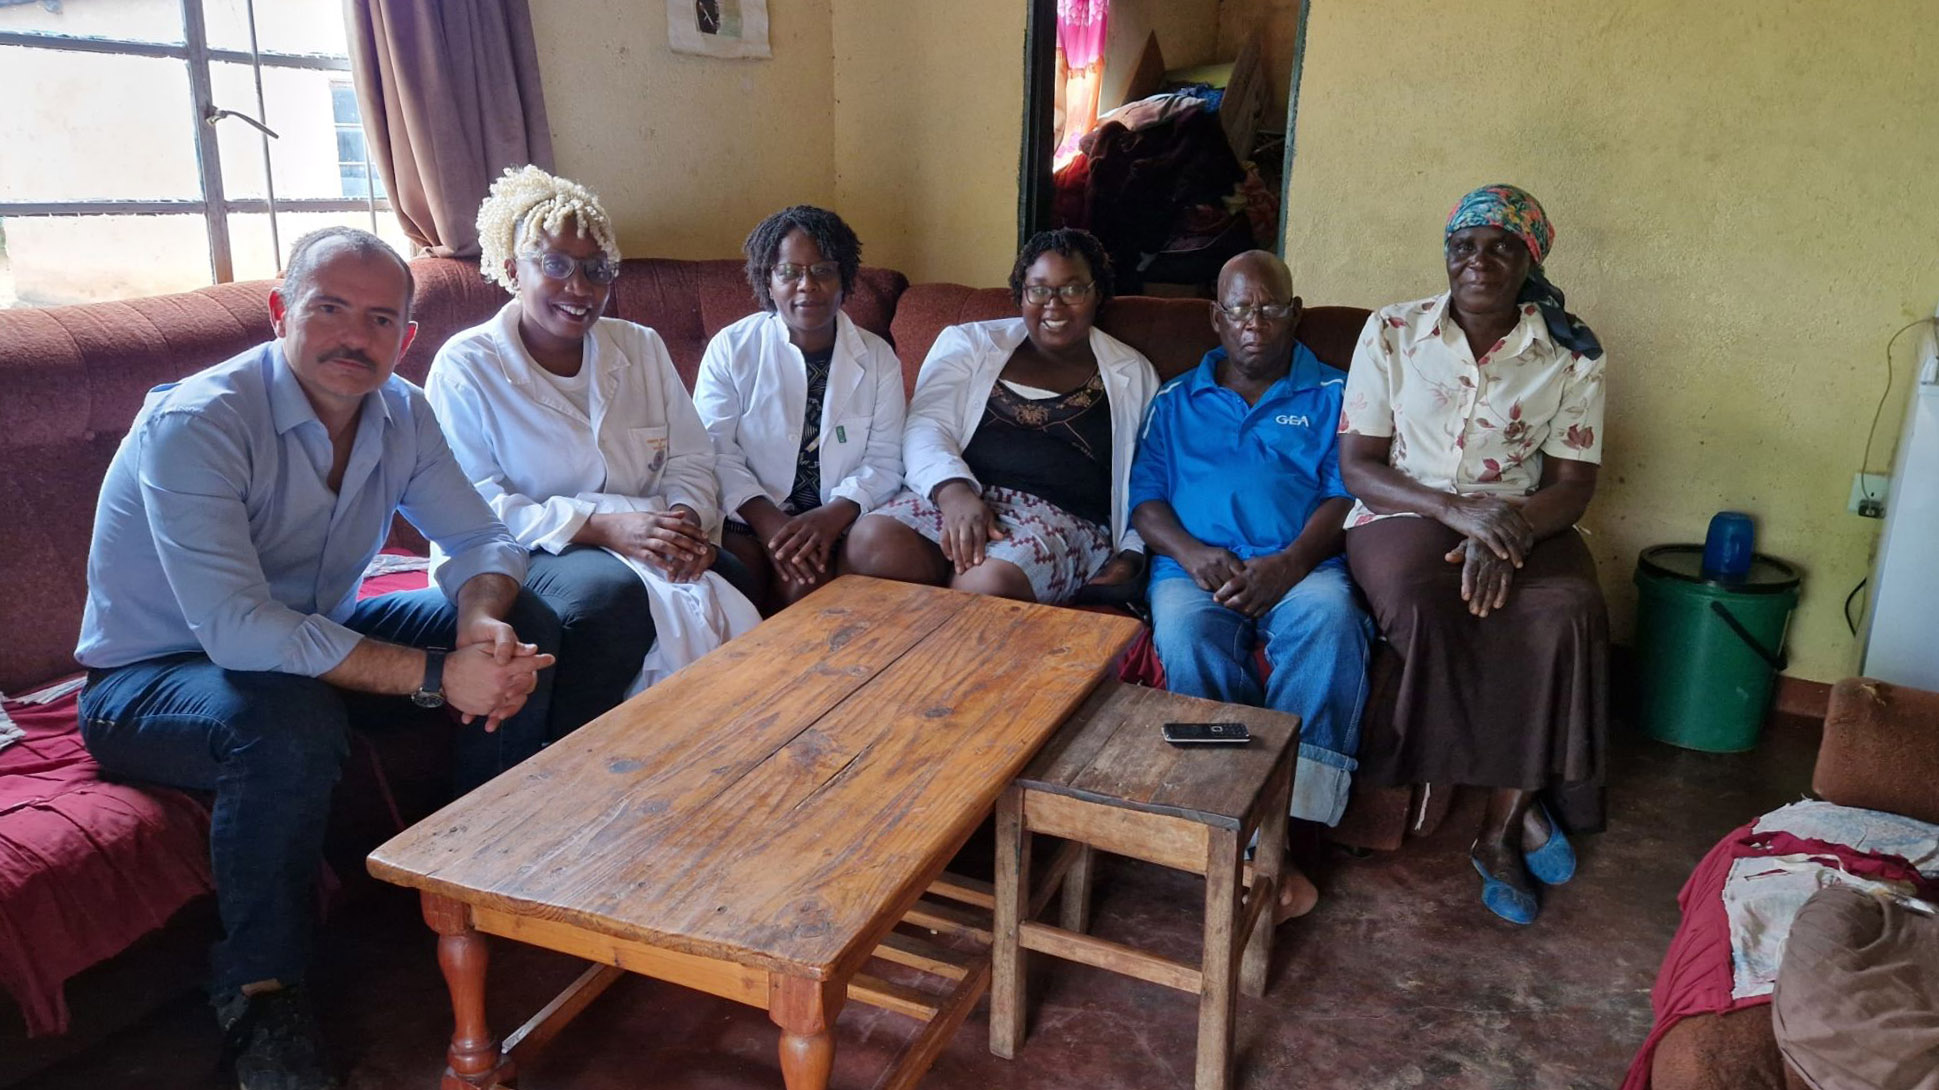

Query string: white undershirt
[533,358,592,418]
[999,378,1059,400]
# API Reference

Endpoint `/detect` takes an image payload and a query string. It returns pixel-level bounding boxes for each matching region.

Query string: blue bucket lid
[1637,544,1800,593]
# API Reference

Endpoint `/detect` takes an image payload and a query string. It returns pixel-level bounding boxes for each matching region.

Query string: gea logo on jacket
[1274,414,1312,427]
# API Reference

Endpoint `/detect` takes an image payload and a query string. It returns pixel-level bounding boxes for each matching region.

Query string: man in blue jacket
[1129,250,1371,920]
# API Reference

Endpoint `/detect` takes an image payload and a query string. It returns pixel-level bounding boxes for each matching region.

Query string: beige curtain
[345,0,555,258]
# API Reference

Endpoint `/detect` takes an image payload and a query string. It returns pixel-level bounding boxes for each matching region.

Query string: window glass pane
[0,0,184,44]
[330,83,360,125]
[0,215,210,307]
[213,63,367,200]
[335,129,366,165]
[202,0,348,58]
[0,46,203,202]
[338,164,374,199]
[228,210,412,282]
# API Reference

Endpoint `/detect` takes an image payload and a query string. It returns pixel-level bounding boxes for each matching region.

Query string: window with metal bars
[0,0,407,307]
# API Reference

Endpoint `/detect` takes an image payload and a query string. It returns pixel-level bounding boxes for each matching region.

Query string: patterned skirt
[871,485,1112,604]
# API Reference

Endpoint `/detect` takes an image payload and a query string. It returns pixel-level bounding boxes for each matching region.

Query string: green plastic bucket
[1632,545,1800,753]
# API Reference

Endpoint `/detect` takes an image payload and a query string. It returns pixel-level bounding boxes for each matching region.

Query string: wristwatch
[412,648,448,709]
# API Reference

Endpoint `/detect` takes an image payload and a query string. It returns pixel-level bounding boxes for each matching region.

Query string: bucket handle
[1709,600,1788,672]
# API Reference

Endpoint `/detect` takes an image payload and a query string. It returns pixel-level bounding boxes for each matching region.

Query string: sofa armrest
[1812,678,1939,825]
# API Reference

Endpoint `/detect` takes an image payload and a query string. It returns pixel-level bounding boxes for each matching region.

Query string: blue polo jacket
[1128,344,1352,584]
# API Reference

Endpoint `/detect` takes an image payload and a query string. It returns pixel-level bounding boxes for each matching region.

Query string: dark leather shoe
[216,988,340,1090]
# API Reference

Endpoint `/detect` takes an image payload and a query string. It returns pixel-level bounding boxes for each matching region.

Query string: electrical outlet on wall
[1850,473,1889,518]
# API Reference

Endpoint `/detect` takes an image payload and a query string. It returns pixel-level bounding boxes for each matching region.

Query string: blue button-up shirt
[76,342,527,675]
[1128,344,1352,584]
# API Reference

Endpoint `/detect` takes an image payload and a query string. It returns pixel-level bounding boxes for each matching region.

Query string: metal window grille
[0,0,389,283]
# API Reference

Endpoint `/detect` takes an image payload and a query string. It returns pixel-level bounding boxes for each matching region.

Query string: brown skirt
[1346,515,1610,831]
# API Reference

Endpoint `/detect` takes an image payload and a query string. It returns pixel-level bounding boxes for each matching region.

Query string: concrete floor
[22,712,1821,1090]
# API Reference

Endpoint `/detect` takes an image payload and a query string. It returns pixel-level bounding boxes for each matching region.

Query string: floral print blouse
[1339,292,1606,528]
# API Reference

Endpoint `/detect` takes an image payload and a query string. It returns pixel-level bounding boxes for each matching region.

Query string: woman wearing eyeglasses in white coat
[842,228,1159,605]
[424,166,759,712]
[692,206,906,613]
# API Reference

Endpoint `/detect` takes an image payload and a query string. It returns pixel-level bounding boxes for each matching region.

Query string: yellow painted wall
[528,0,838,260]
[1287,0,1939,681]
[830,0,1026,286]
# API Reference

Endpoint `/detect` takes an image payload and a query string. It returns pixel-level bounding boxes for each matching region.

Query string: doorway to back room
[1019,0,1305,298]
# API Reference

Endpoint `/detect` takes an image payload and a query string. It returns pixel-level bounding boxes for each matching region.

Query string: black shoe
[214,988,340,1090]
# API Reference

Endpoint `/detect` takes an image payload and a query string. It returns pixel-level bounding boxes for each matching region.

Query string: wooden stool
[990,681,1298,1090]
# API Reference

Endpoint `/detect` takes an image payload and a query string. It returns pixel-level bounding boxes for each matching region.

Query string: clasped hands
[445,614,553,733]
[1181,544,1302,619]
[1440,494,1536,618]
[583,507,715,582]
[744,499,860,586]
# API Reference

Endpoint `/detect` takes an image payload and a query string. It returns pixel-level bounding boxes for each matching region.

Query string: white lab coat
[424,302,758,692]
[692,311,906,519]
[901,317,1159,553]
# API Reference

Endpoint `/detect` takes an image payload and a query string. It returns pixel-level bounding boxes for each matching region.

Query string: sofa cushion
[0,688,212,1037]
[1772,885,1939,1090]
[1815,679,1939,827]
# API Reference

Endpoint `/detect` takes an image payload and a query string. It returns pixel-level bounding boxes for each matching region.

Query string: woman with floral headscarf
[1338,184,1609,926]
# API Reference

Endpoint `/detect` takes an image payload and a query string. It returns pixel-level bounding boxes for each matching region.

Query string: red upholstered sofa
[0,256,1410,1082]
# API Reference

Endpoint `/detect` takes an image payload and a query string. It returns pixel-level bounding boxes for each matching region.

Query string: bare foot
[1276,865,1319,923]
[1242,860,1320,923]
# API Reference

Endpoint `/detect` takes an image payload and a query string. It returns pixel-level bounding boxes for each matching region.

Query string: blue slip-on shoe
[1471,854,1540,926]
[1522,802,1577,887]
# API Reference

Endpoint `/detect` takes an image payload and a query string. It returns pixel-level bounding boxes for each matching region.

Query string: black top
[961,372,1113,529]
[784,344,837,514]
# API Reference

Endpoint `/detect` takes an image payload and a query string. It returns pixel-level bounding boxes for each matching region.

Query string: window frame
[0,0,391,284]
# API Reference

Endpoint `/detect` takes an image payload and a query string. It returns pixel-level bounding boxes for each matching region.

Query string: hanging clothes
[1053,0,1110,170]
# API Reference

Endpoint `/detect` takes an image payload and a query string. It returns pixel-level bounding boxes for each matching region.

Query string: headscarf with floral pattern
[1445,184,1602,358]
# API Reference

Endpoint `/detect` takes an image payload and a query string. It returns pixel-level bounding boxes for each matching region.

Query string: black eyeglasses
[524,251,619,285]
[1021,282,1096,305]
[1216,302,1297,324]
[771,262,840,285]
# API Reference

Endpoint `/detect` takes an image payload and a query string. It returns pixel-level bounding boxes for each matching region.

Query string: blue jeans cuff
[1291,752,1354,827]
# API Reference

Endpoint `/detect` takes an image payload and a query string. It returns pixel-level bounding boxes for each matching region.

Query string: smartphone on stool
[1161,721,1251,746]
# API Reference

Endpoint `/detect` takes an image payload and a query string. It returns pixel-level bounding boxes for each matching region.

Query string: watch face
[411,690,446,709]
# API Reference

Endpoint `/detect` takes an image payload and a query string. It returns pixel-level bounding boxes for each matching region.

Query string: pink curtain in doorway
[1053,0,1110,169]
[345,0,555,258]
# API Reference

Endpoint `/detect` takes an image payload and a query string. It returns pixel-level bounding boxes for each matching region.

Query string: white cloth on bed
[1723,801,1939,1000]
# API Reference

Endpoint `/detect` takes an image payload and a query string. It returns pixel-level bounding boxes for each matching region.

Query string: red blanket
[0,687,212,1036]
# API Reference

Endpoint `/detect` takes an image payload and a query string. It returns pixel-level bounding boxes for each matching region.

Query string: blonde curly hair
[476,165,622,293]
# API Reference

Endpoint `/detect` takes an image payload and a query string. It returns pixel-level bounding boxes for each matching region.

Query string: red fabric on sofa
[0,689,212,1037]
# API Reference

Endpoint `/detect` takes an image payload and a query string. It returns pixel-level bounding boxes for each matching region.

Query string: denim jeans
[1148,562,1372,826]
[526,546,657,734]
[78,586,561,997]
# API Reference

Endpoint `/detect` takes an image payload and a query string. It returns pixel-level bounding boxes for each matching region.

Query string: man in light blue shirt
[75,228,577,1090]
[1129,251,1372,920]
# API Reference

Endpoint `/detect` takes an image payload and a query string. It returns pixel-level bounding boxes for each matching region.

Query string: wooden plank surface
[1018,682,1300,828]
[368,576,1140,980]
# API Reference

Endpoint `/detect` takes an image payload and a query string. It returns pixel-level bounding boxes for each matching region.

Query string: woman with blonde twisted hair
[425,165,758,715]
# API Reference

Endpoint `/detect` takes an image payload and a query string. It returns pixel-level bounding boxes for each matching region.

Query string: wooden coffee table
[367,576,1140,1089]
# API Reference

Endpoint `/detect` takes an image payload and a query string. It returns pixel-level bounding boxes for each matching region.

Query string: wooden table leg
[1196,828,1243,1090]
[770,975,845,1090]
[422,894,515,1090]
[1059,842,1094,934]
[990,783,1031,1058]
[1241,759,1291,998]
